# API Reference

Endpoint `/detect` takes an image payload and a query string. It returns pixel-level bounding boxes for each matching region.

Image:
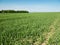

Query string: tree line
[0,10,29,13]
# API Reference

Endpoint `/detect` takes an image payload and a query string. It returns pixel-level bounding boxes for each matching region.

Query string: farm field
[0,12,60,45]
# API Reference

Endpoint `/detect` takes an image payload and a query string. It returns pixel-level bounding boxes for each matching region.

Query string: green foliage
[0,10,29,13]
[0,12,60,45]
[48,18,60,45]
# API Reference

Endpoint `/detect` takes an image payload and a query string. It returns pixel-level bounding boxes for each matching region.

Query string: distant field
[0,12,60,45]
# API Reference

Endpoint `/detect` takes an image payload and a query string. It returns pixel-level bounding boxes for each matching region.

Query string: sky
[0,0,60,12]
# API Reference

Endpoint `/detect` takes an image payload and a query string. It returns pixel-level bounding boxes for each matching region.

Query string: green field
[0,12,60,45]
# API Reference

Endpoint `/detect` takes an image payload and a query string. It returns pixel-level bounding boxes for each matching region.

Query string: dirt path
[41,19,59,45]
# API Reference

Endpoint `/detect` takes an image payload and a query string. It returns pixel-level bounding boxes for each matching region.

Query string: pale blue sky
[0,0,60,12]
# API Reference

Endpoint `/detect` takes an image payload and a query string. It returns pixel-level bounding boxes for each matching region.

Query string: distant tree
[0,10,29,13]
[17,10,29,13]
[0,11,2,13]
